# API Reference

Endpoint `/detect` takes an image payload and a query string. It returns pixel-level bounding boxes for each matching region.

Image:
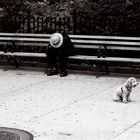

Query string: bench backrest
[0,33,140,51]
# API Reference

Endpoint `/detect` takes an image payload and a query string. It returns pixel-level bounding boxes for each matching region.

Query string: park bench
[0,32,140,74]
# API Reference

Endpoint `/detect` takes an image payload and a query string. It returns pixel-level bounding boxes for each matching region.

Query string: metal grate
[0,127,33,140]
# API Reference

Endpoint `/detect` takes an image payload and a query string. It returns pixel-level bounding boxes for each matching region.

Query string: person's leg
[58,55,68,77]
[46,49,58,76]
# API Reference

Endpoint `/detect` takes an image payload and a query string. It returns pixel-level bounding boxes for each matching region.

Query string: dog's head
[126,77,138,88]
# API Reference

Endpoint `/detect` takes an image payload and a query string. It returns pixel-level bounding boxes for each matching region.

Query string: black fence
[0,15,140,36]
[0,16,73,34]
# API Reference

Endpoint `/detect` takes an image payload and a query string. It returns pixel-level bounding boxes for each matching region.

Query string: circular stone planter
[0,127,33,140]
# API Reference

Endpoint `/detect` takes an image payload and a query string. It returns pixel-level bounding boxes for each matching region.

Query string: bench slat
[70,35,140,41]
[1,42,140,51]
[2,52,46,57]
[69,55,140,63]
[1,33,140,42]
[0,33,51,38]
[72,40,140,46]
[74,44,140,50]
[1,37,140,47]
[0,37,50,42]
[2,52,140,63]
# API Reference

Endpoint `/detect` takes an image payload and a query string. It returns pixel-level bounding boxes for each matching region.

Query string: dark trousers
[47,49,67,72]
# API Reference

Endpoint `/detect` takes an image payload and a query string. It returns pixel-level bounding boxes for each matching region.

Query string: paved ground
[0,68,140,140]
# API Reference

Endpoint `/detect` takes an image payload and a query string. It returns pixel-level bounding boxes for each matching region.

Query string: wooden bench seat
[0,33,140,74]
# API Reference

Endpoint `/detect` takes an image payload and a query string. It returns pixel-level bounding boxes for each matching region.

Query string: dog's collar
[121,87,123,93]
[125,85,131,91]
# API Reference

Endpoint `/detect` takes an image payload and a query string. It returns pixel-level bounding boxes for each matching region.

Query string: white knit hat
[50,33,63,48]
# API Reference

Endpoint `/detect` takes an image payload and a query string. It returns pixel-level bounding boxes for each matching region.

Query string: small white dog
[113,77,138,103]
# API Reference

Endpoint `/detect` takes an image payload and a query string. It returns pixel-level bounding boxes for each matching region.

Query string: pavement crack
[23,83,117,124]
[112,120,140,139]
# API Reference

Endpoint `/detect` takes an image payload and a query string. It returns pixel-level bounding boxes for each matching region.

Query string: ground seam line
[23,84,117,124]
[112,120,140,139]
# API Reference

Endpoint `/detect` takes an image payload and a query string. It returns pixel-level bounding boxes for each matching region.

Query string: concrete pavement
[0,69,140,140]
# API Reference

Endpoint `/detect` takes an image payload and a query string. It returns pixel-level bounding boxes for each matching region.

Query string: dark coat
[46,33,76,57]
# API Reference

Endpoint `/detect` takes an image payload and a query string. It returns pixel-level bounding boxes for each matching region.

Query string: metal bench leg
[3,57,8,71]
[14,56,18,68]
[96,45,108,76]
[3,56,18,71]
[95,61,101,78]
[45,57,48,74]
[95,61,109,77]
[3,41,17,71]
[105,62,109,74]
[45,66,47,74]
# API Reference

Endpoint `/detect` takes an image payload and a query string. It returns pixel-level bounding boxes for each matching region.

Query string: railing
[0,15,140,36]
[0,16,73,34]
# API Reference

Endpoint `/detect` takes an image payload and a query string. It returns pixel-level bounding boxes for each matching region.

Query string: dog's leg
[122,94,128,103]
[126,93,131,102]
[113,94,121,102]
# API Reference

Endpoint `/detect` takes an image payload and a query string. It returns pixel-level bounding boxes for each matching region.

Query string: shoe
[60,71,68,77]
[46,68,58,76]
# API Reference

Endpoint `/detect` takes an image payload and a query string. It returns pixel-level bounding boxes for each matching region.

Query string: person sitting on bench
[46,32,75,77]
